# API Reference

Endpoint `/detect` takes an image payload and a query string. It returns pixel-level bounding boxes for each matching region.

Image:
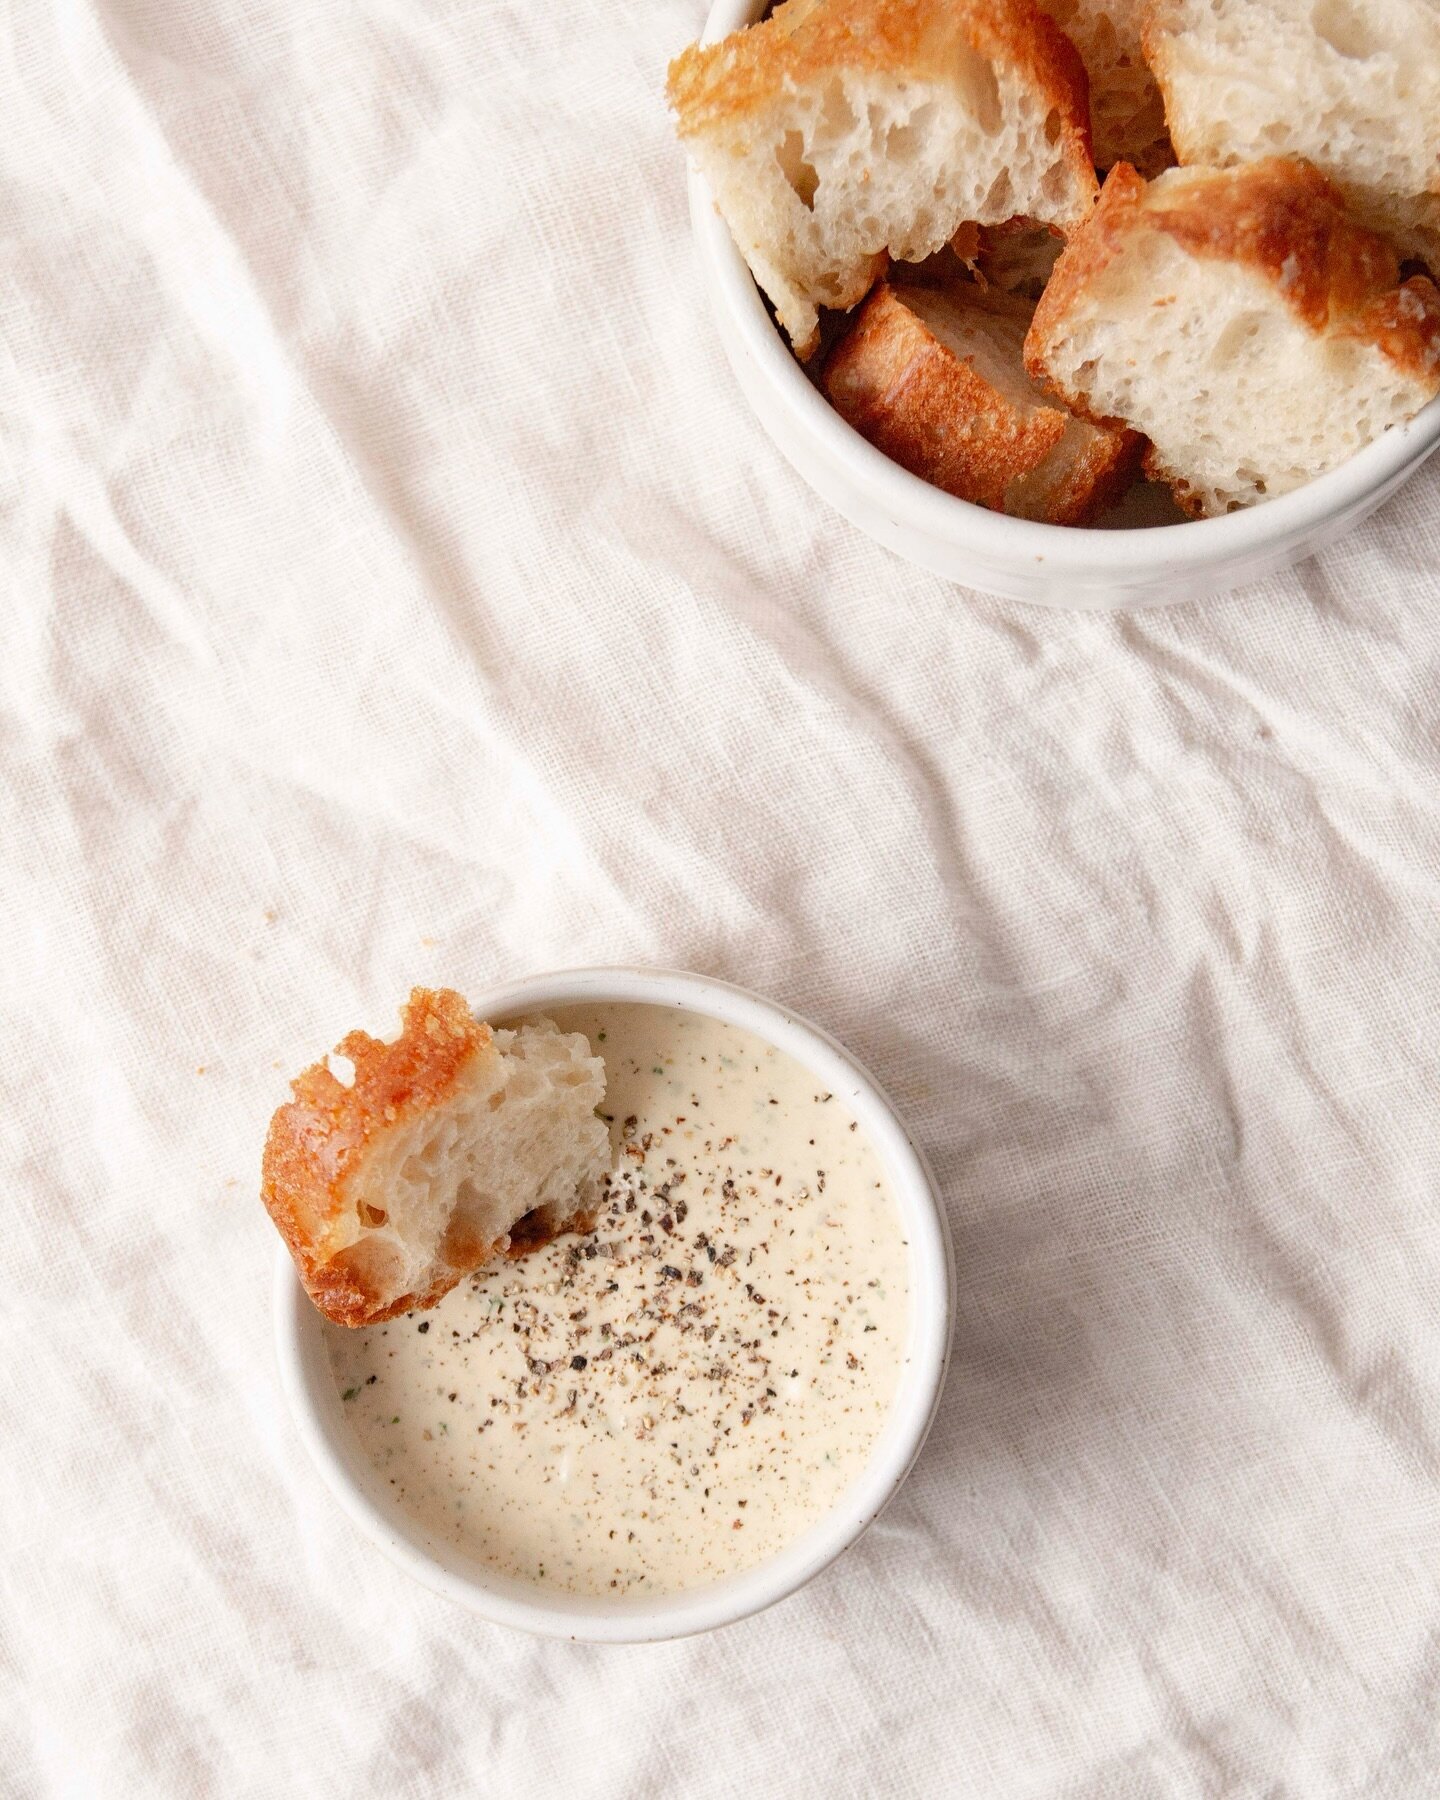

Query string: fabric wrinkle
[2,0,1439,1794]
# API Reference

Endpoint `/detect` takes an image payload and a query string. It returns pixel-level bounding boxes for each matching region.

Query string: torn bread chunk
[1024,159,1440,516]
[925,220,1063,300]
[1038,0,1172,174]
[667,0,1099,357]
[823,280,1142,522]
[974,218,1066,299]
[1145,0,1440,271]
[262,988,609,1326]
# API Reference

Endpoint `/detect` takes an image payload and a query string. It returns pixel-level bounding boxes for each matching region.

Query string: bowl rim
[691,0,1440,577]
[274,965,955,1643]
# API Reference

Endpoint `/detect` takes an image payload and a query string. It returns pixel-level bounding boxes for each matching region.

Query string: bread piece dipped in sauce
[262,988,608,1326]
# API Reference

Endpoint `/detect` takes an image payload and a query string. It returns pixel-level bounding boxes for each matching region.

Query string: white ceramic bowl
[689,0,1440,610]
[275,966,954,1642]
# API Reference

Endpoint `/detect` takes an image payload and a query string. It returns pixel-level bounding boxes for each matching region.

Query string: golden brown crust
[262,988,495,1327]
[1027,417,1146,523]
[1343,276,1440,386]
[667,0,1097,213]
[1138,161,1404,330]
[1023,160,1152,422]
[823,283,1063,512]
[1026,159,1440,414]
[1023,159,1144,419]
[1138,2,1187,156]
[823,281,1140,522]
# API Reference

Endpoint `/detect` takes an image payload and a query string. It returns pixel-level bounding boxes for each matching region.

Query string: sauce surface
[325,1002,909,1596]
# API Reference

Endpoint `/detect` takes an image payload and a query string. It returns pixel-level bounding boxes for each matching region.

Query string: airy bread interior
[669,0,1439,518]
[1039,0,1170,173]
[1146,0,1440,270]
[263,992,611,1325]
[669,0,1097,355]
[1027,169,1440,514]
[337,1017,609,1311]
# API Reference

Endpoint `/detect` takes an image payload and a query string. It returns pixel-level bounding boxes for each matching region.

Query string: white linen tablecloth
[4,2,1440,1794]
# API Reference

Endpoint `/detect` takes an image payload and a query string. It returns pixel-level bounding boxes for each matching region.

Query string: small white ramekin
[689,0,1440,610]
[275,966,954,1642]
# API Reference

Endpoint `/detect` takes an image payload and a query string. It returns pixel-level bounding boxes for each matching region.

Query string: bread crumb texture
[262,989,608,1326]
[668,0,1097,354]
[823,279,1140,521]
[1146,0,1440,269]
[1040,0,1172,173]
[1025,159,1440,515]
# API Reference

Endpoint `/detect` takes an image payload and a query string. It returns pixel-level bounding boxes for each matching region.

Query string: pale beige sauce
[325,1003,910,1597]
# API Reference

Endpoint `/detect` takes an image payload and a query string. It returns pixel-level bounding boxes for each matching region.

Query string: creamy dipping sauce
[325,1002,910,1597]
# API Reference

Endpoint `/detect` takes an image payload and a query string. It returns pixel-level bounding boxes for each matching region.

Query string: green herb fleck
[342,1387,360,1402]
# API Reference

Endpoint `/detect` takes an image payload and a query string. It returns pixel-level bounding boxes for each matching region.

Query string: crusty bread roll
[823,280,1141,523]
[667,0,1099,357]
[1024,159,1440,516]
[1038,0,1171,174]
[1145,0,1440,271]
[262,989,609,1326]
